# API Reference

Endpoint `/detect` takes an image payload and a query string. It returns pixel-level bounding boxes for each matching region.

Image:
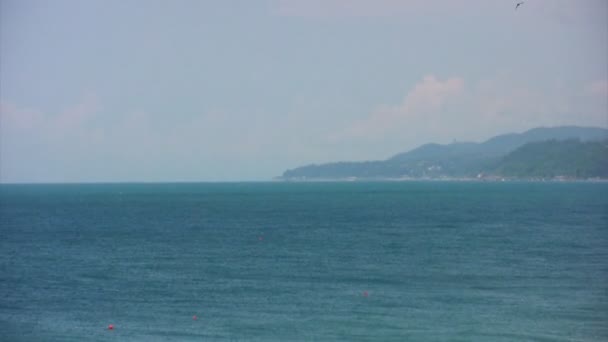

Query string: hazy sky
[1,0,607,182]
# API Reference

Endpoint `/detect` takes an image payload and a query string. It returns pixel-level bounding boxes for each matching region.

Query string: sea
[0,181,606,341]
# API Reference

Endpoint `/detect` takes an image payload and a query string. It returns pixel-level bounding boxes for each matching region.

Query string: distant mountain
[281,126,608,180]
[479,126,608,156]
[389,126,608,162]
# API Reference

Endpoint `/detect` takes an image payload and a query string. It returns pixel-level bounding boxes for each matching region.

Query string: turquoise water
[1,182,607,341]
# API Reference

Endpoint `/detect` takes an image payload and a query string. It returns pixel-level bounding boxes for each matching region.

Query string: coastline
[275,176,608,183]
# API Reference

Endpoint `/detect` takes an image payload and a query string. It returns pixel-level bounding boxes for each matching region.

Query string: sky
[1,0,607,182]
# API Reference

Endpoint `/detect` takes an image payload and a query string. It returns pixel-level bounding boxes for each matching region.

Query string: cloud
[0,102,44,131]
[0,95,312,182]
[1,93,100,142]
[1,94,105,181]
[586,79,608,97]
[329,73,608,158]
[333,75,464,141]
[54,93,100,132]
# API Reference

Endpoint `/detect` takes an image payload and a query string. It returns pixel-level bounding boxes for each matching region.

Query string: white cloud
[0,96,312,182]
[334,75,464,141]
[1,93,101,146]
[329,73,608,158]
[586,79,608,97]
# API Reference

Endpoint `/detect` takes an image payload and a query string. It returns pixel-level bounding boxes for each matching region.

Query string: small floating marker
[363,291,369,297]
[193,315,197,320]
[108,324,114,330]
[258,236,263,241]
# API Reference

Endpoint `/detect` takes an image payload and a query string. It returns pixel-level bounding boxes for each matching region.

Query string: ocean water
[0,181,607,341]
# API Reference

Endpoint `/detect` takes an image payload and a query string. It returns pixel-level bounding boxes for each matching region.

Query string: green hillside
[495,139,608,178]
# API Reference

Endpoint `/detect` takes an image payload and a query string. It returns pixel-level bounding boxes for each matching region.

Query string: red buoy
[193,315,197,320]
[108,324,114,330]
[363,291,369,297]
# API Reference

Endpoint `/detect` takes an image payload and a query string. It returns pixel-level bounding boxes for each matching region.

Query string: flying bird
[515,1,524,10]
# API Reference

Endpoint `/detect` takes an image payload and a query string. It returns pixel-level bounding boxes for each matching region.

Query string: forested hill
[280,126,608,180]
[494,139,608,178]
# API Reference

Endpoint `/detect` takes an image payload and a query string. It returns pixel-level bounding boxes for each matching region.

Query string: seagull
[515,1,524,10]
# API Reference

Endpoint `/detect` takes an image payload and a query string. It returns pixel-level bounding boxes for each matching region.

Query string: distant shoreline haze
[281,126,608,181]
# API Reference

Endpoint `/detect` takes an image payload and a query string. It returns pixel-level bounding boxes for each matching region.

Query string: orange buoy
[108,324,114,330]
